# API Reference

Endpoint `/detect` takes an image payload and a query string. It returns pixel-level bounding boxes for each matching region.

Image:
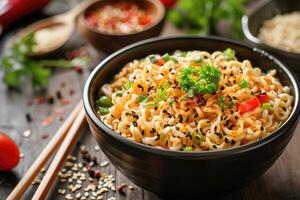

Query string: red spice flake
[41,133,49,139]
[59,98,71,105]
[74,66,83,74]
[42,116,54,126]
[34,96,47,104]
[54,108,65,116]
[117,183,127,194]
[69,89,75,96]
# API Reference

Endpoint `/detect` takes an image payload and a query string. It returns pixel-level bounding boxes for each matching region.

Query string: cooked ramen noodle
[96,49,293,151]
[258,11,300,53]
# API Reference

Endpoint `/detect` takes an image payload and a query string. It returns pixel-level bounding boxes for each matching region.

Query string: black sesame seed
[141,130,145,135]
[25,113,32,122]
[133,121,138,127]
[225,137,229,143]
[213,145,217,148]
[56,91,62,99]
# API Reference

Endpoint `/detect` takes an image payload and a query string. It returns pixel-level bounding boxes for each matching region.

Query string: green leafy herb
[182,96,188,101]
[167,0,246,39]
[149,55,157,63]
[169,99,175,106]
[116,92,123,97]
[171,56,179,63]
[98,107,109,115]
[124,81,134,90]
[179,64,221,96]
[157,82,170,102]
[223,48,237,61]
[1,32,90,89]
[239,79,248,88]
[97,96,113,107]
[218,95,226,110]
[262,103,271,110]
[183,146,193,152]
[137,95,148,102]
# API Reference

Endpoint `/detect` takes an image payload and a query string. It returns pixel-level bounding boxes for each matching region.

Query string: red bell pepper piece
[239,97,261,115]
[257,94,269,103]
[156,58,165,66]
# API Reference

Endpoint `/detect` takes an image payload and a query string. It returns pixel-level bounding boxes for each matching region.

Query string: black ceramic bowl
[242,0,300,75]
[83,36,300,196]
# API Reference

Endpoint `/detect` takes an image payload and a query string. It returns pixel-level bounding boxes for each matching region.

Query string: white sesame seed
[22,129,32,138]
[75,193,81,199]
[94,145,100,151]
[99,161,109,167]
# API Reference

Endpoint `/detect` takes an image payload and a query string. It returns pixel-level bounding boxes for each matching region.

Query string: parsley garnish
[218,95,226,111]
[124,81,134,90]
[1,32,89,89]
[179,64,221,96]
[157,82,170,102]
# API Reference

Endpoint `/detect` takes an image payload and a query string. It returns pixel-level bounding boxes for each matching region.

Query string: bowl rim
[241,0,300,58]
[79,0,165,37]
[83,35,300,158]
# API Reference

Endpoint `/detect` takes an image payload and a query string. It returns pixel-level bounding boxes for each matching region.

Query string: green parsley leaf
[116,92,123,97]
[223,48,236,61]
[239,79,248,88]
[179,64,221,96]
[157,82,170,102]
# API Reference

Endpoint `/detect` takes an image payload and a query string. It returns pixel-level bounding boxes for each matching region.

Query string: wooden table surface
[1,1,300,200]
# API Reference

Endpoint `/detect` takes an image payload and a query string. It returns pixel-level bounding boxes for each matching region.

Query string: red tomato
[0,132,20,171]
[160,0,177,8]
[257,94,269,103]
[239,97,261,115]
[139,15,151,25]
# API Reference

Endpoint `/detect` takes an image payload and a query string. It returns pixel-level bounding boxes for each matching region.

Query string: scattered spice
[22,129,32,138]
[25,113,32,122]
[117,183,127,195]
[42,116,54,126]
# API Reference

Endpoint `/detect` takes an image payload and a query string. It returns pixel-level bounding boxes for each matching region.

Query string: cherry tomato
[160,0,177,8]
[0,132,20,171]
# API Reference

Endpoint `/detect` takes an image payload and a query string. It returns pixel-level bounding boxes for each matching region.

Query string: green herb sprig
[179,64,221,96]
[1,33,89,89]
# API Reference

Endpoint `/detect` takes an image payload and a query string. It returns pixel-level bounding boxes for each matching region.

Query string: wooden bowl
[78,0,165,54]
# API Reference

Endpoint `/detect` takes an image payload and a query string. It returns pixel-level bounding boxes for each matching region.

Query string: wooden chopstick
[7,101,83,200]
[32,107,86,200]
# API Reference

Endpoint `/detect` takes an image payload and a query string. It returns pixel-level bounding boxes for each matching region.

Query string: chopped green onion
[124,81,134,90]
[97,96,113,107]
[229,99,234,109]
[169,99,175,106]
[182,96,188,101]
[194,132,202,145]
[239,79,248,88]
[223,48,236,61]
[181,51,187,57]
[142,102,158,107]
[171,56,179,63]
[262,103,271,110]
[162,53,171,62]
[137,95,148,102]
[98,107,109,115]
[116,92,123,97]
[157,82,170,102]
[188,89,195,97]
[218,96,226,110]
[183,146,193,152]
[149,55,157,63]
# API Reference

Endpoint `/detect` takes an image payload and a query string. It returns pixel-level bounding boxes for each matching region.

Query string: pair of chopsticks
[7,101,86,200]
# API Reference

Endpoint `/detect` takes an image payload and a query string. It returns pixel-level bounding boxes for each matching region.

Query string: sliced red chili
[257,94,269,103]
